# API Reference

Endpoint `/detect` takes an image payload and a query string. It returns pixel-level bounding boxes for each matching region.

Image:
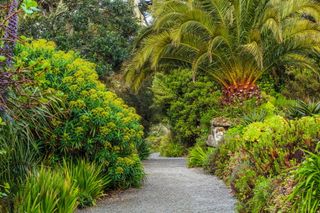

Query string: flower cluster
[110,154,144,188]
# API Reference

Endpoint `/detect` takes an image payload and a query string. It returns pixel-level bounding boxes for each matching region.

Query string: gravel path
[79,153,236,213]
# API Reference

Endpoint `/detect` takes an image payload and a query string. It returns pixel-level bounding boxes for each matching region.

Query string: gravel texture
[79,153,236,213]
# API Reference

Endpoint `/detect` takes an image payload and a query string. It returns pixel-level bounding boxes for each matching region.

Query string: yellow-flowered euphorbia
[14,39,148,188]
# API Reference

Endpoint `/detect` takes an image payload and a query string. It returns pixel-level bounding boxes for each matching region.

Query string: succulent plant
[288,100,320,118]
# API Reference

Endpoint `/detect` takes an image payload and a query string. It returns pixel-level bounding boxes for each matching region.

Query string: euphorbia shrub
[14,39,146,187]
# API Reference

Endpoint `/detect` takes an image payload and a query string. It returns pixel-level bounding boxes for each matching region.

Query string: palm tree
[125,0,320,103]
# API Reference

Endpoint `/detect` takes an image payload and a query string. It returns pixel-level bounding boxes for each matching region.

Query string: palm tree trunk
[222,83,261,104]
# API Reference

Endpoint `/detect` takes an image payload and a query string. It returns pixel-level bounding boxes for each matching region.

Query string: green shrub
[0,182,10,212]
[135,139,151,160]
[20,0,139,76]
[0,63,64,210]
[145,124,171,152]
[282,66,320,101]
[15,167,79,213]
[14,39,146,187]
[0,69,61,192]
[62,160,110,208]
[152,69,220,146]
[257,74,277,96]
[233,167,257,208]
[209,115,320,211]
[246,176,273,213]
[187,145,214,168]
[289,150,320,212]
[238,116,319,176]
[0,120,39,211]
[207,125,244,178]
[271,94,296,116]
[159,134,185,157]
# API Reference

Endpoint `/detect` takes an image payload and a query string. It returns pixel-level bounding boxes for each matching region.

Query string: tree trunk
[222,83,261,104]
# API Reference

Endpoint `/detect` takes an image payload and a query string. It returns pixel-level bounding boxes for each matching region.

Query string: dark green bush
[20,0,139,76]
[282,66,320,101]
[242,109,268,125]
[14,39,147,187]
[0,55,68,210]
[152,69,220,146]
[246,176,273,213]
[0,87,57,209]
[0,121,39,192]
[135,138,151,160]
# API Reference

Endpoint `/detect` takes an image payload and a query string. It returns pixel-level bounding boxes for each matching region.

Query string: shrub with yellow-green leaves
[14,39,147,188]
[208,115,320,211]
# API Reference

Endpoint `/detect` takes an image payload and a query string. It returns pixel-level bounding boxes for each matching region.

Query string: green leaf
[21,0,39,14]
[0,55,6,62]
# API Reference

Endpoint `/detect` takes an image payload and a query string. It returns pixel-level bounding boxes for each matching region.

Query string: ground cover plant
[289,149,320,212]
[15,167,79,213]
[207,112,320,212]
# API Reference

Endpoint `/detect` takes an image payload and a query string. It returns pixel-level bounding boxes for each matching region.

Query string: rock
[206,127,226,147]
[211,117,232,128]
[206,117,232,147]
[206,134,215,147]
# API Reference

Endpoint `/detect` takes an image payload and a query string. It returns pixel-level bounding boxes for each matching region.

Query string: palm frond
[124,0,320,94]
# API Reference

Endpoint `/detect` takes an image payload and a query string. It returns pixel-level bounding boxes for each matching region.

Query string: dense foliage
[187,145,213,168]
[207,112,320,211]
[152,69,220,146]
[14,39,146,187]
[282,67,320,101]
[62,160,110,208]
[20,0,140,75]
[289,150,320,212]
[15,167,79,213]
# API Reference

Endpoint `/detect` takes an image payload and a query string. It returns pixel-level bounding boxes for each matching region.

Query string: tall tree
[125,0,320,103]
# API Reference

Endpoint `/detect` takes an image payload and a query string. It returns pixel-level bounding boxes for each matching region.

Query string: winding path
[80,153,236,213]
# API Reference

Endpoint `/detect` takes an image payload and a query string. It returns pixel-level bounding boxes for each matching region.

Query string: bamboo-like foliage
[125,0,320,102]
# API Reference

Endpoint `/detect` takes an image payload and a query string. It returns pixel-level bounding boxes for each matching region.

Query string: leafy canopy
[125,0,320,96]
[20,0,140,76]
